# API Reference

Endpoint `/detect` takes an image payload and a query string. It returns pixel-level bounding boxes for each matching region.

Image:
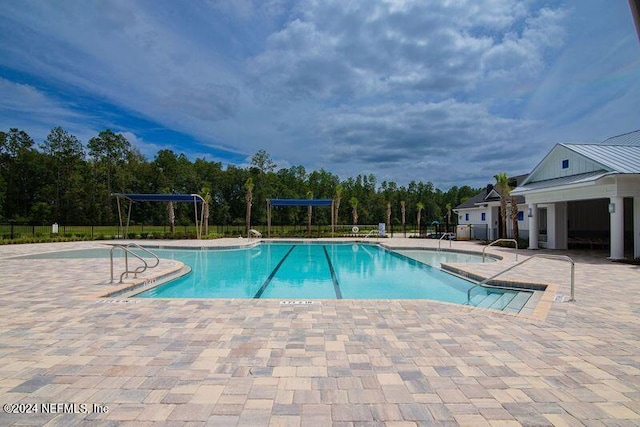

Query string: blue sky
[1,0,639,188]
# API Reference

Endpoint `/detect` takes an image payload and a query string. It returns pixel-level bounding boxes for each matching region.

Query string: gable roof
[454,175,527,210]
[518,130,640,188]
[454,191,488,209]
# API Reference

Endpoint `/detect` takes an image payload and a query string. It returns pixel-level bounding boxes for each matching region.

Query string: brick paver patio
[0,238,638,426]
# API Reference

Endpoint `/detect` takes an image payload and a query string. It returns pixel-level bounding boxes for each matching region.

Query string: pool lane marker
[322,246,343,299]
[253,245,296,299]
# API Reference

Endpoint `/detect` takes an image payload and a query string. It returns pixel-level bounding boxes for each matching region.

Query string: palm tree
[401,200,406,237]
[386,202,391,235]
[333,185,342,232]
[416,202,424,236]
[445,202,452,232]
[167,201,175,234]
[493,172,509,239]
[201,187,212,236]
[510,195,519,241]
[244,177,254,237]
[306,190,313,235]
[350,197,359,225]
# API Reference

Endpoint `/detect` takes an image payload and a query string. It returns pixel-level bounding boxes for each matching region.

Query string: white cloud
[480,7,566,81]
[0,78,95,142]
[249,0,566,101]
[1,0,638,189]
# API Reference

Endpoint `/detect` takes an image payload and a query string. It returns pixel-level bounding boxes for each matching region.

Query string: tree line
[0,127,480,233]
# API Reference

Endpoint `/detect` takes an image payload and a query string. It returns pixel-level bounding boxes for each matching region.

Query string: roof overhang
[511,171,614,196]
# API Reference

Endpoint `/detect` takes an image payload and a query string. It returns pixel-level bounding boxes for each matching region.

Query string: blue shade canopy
[112,193,203,203]
[269,199,333,207]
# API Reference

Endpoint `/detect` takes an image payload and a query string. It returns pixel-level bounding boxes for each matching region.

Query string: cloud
[0,79,77,119]
[480,7,566,81]
[248,0,566,101]
[0,78,93,140]
[0,1,243,143]
[1,0,638,190]
[316,99,534,168]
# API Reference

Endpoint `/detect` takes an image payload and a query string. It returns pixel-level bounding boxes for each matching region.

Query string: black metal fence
[1,222,463,241]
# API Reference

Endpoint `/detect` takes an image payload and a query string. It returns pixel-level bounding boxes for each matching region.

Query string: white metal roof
[561,143,640,173]
[598,129,640,146]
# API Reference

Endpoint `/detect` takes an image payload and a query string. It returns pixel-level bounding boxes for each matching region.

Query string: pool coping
[101,263,191,299]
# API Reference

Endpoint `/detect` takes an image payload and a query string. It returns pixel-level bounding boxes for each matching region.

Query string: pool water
[130,243,530,311]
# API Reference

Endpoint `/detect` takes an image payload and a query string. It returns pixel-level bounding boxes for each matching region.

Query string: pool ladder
[109,243,160,284]
[363,229,379,239]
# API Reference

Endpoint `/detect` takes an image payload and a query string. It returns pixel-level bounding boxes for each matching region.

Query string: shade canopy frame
[112,193,205,239]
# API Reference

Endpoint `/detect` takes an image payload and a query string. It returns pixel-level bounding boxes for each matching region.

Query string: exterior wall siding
[455,204,529,235]
[456,208,485,225]
[528,146,607,183]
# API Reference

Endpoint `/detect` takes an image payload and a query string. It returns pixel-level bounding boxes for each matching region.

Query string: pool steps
[467,289,532,313]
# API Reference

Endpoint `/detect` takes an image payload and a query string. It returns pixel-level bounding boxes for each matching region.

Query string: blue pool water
[131,243,531,311]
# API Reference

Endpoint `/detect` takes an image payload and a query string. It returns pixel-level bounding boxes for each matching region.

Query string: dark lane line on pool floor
[323,245,342,299]
[253,245,296,299]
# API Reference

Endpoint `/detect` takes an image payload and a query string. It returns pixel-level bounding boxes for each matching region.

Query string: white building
[511,130,640,259]
[454,175,529,241]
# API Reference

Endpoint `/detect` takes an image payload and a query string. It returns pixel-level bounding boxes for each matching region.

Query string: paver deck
[0,238,638,426]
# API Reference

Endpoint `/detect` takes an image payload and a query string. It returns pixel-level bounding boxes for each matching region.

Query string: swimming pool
[128,243,530,312]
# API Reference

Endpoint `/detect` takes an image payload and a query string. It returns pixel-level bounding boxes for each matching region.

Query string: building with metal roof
[453,175,529,241]
[511,130,640,259]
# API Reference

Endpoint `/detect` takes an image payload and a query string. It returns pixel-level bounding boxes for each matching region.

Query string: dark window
[481,212,486,221]
[465,213,469,221]
[518,211,524,221]
[562,159,569,169]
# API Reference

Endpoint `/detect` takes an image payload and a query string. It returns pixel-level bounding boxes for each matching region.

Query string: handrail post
[570,261,575,301]
[124,250,129,280]
[438,232,452,251]
[110,249,115,283]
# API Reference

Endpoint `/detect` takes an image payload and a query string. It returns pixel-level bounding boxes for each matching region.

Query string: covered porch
[520,174,640,259]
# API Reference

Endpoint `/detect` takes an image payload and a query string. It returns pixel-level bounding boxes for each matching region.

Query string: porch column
[555,202,568,250]
[486,207,494,240]
[634,197,640,259]
[609,196,624,260]
[528,203,538,249]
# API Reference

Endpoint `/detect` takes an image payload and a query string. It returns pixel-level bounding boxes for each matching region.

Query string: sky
[1,0,639,189]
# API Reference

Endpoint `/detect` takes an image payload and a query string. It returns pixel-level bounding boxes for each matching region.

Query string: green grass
[0,223,419,244]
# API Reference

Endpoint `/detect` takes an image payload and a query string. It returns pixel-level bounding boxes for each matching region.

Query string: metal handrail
[248,228,262,240]
[363,229,378,239]
[110,243,160,283]
[473,254,575,302]
[483,239,518,262]
[438,232,453,251]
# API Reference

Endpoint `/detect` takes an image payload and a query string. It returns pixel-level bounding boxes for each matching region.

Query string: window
[481,212,486,221]
[465,213,469,221]
[518,211,524,221]
[562,159,569,169]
